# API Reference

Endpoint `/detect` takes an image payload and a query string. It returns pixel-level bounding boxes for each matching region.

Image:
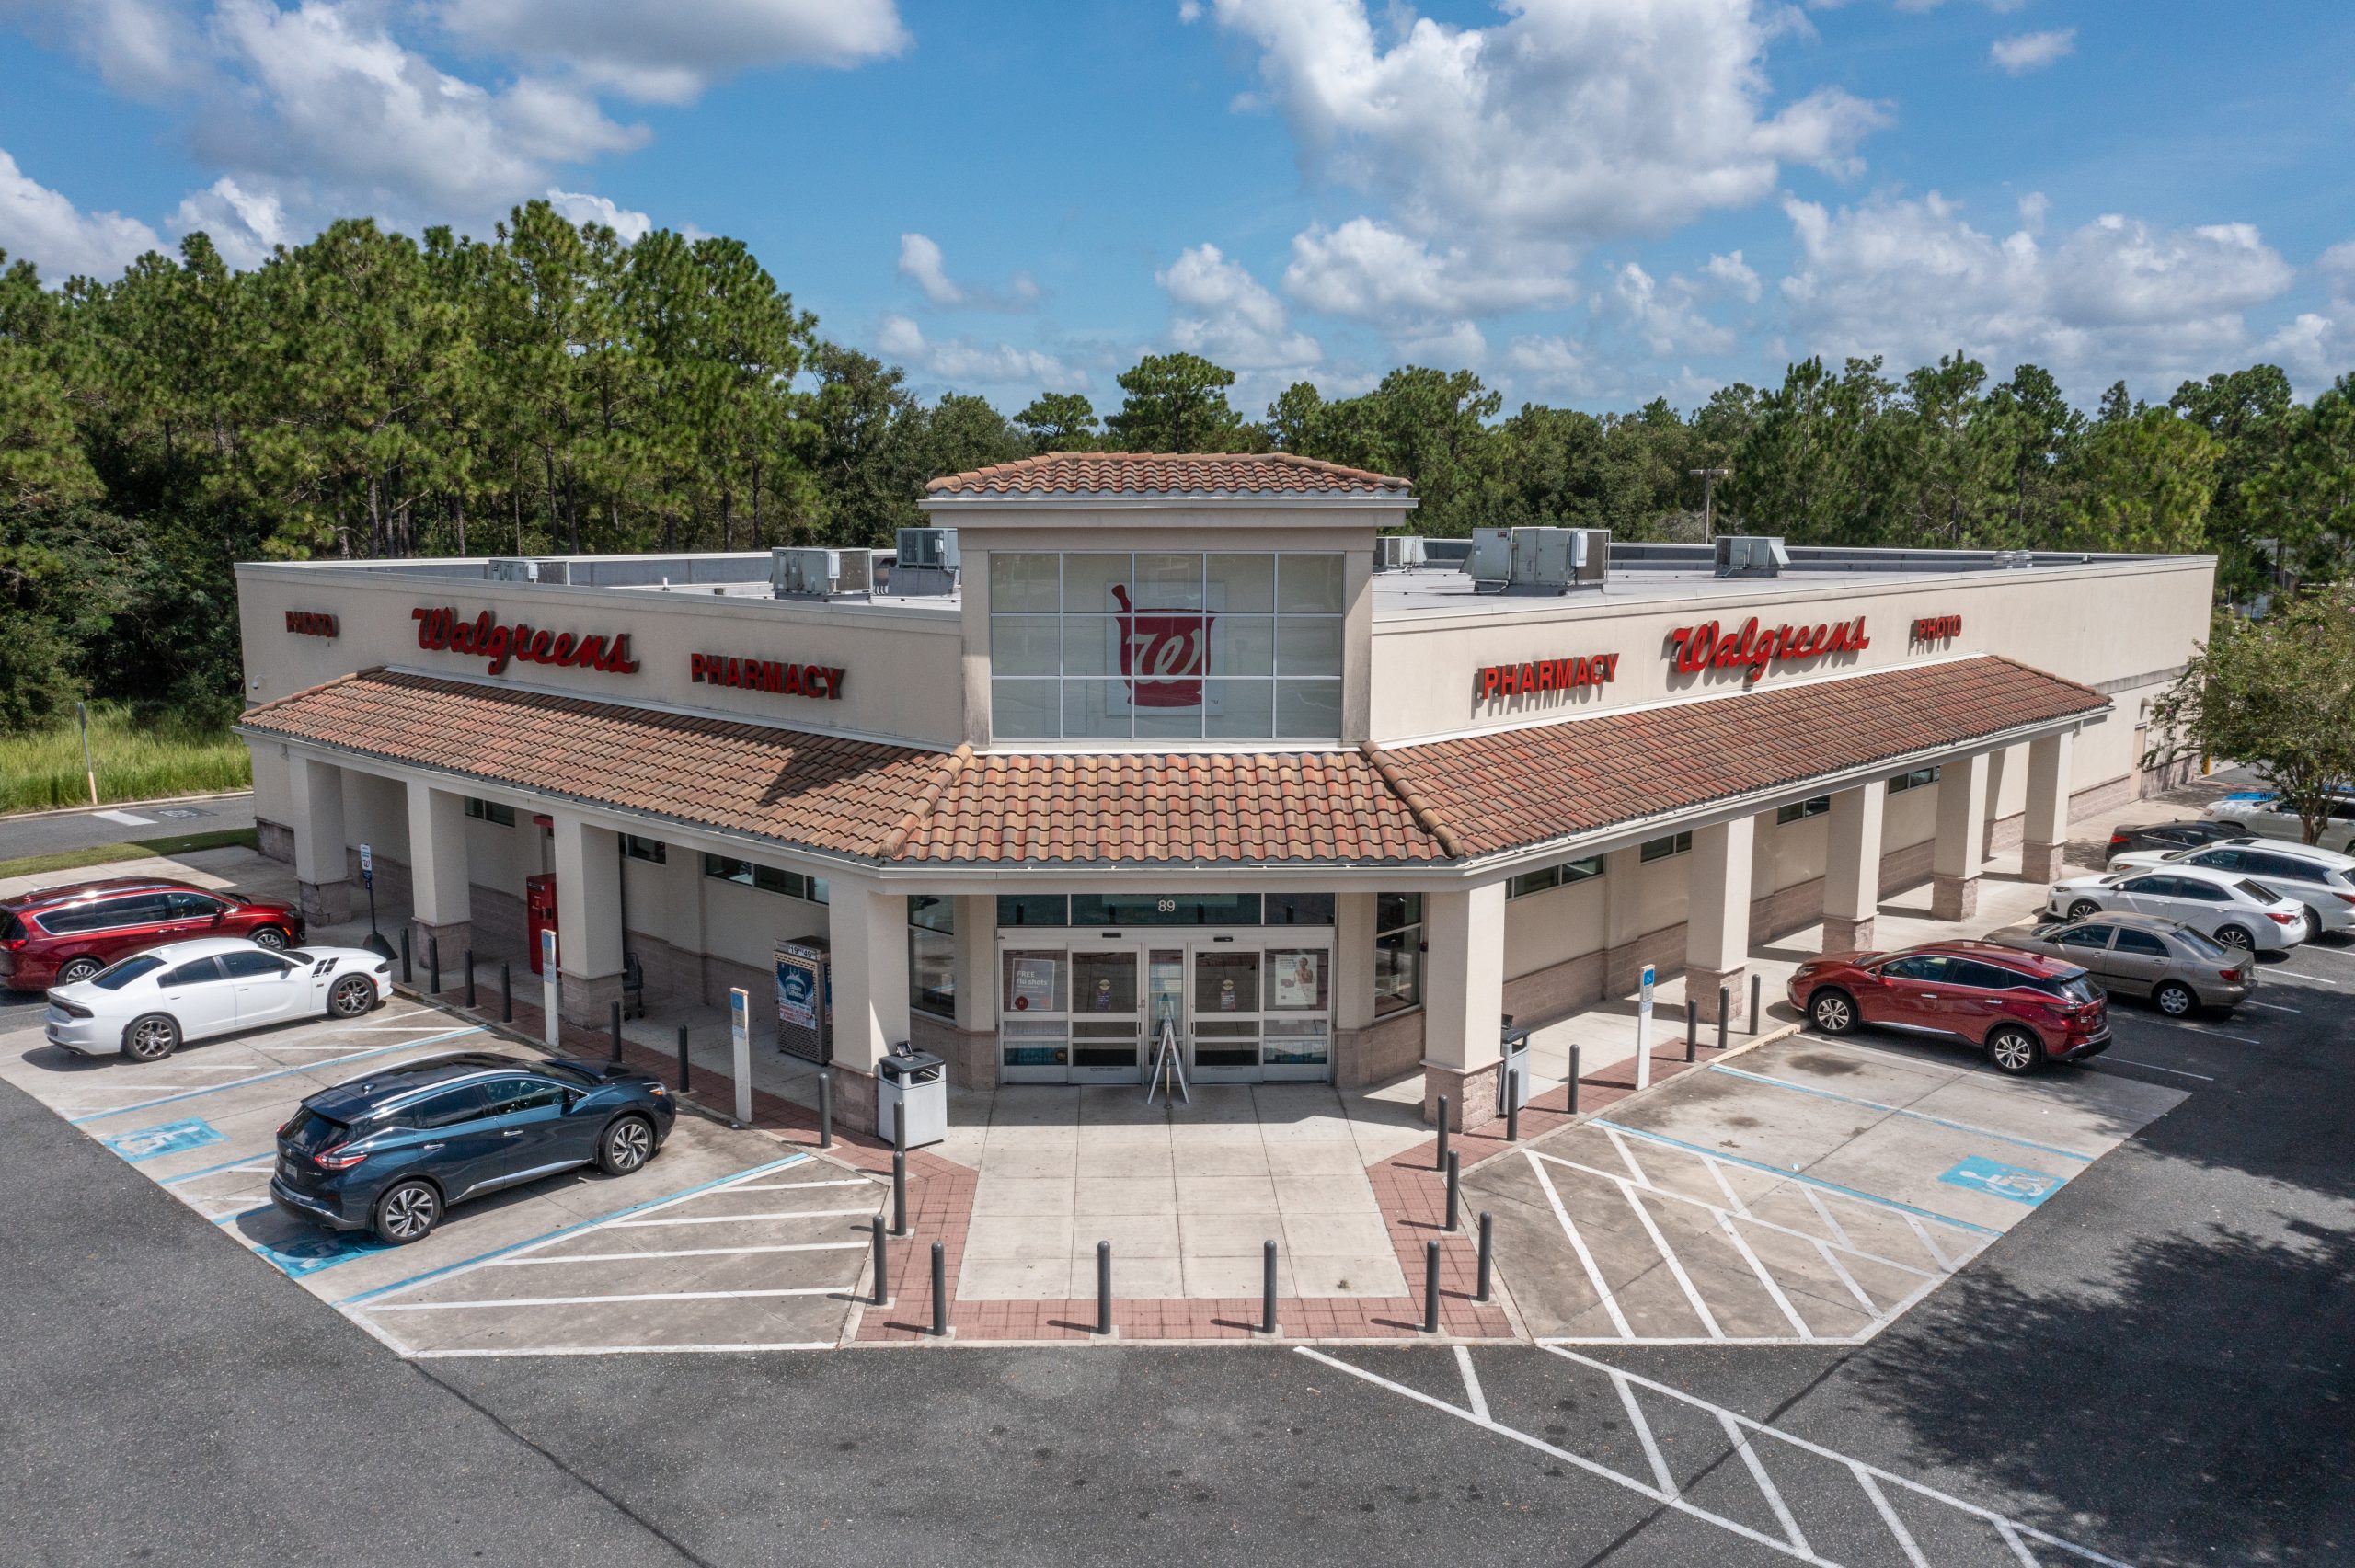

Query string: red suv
[1786,940,2110,1074]
[0,878,306,992]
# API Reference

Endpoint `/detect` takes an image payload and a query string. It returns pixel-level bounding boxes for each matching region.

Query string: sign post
[729,988,752,1127]
[1635,964,1656,1091]
[358,843,395,959]
[540,928,560,1049]
[75,700,97,807]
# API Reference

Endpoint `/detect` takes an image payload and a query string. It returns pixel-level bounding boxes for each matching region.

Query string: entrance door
[1189,945,1260,1082]
[1067,947,1143,1083]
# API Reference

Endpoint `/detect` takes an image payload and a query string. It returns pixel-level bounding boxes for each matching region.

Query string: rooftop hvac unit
[1713,534,1790,578]
[1373,535,1429,572]
[1464,526,1607,594]
[771,547,877,600]
[895,527,961,572]
[1465,527,1514,586]
[487,557,540,583]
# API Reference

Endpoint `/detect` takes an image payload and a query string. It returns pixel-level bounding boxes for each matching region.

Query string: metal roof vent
[771,547,877,600]
[1713,535,1789,578]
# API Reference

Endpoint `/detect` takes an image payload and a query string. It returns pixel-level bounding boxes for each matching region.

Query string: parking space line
[1453,1346,1489,1423]
[604,1207,875,1229]
[1614,1184,1723,1339]
[1611,1369,1681,1497]
[1602,1125,1650,1185]
[1798,1187,1855,1252]
[1706,1063,2099,1162]
[2091,1058,2215,1082]
[2116,1019,2261,1046]
[371,1287,847,1310]
[1704,1157,1752,1217]
[1718,1408,1812,1556]
[725,1179,876,1193]
[1594,1120,2001,1237]
[1903,1215,1955,1272]
[1523,1150,1633,1339]
[1812,1239,1879,1315]
[407,1341,834,1359]
[2270,970,2343,988]
[1996,1520,2043,1566]
[1852,1465,1933,1568]
[159,1153,275,1185]
[66,1028,485,1124]
[1714,1211,1814,1338]
[2242,1000,2301,1013]
[488,1241,868,1266]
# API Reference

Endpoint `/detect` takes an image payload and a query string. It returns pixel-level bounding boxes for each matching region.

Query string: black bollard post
[892,1150,908,1238]
[871,1216,888,1307]
[1751,972,1763,1035]
[428,935,441,996]
[1717,986,1730,1055]
[609,1001,623,1064]
[819,1070,834,1149]
[400,928,412,985]
[1476,1211,1495,1303]
[1568,1043,1582,1116]
[1505,1069,1521,1143]
[1262,1240,1279,1336]
[675,1025,691,1093]
[930,1242,947,1337]
[1686,997,1699,1062]
[500,961,512,1024]
[1096,1242,1112,1336]
[1435,1094,1451,1172]
[1445,1150,1462,1234]
[1423,1241,1442,1333]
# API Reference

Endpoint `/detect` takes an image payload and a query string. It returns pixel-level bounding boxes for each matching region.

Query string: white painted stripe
[605,1207,874,1229]
[1612,1372,1679,1498]
[1603,1125,1649,1186]
[488,1241,868,1267]
[2271,970,2343,988]
[1453,1346,1488,1424]
[2129,1019,2259,1046]
[372,1287,844,1311]
[1716,1211,1813,1340]
[2242,999,2301,1013]
[1616,1184,1722,1339]
[1718,1408,1810,1555]
[94,809,155,825]
[2096,1056,2216,1082]
[406,1341,834,1359]
[1852,1465,1932,1568]
[1523,1150,1632,1339]
[1904,1214,1958,1273]
[1997,1519,2044,1565]
[1812,1239,1879,1317]
[1706,1157,1752,1218]
[725,1180,876,1193]
[1537,1335,1844,1347]
[1799,1185,1855,1253]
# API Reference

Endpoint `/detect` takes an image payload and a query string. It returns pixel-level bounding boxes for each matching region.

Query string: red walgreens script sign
[1668,615,1869,683]
[411,608,640,675]
[284,612,339,638]
[1476,653,1620,702]
[1109,585,1210,707]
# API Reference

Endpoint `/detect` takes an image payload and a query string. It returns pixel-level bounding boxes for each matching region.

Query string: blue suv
[271,1051,675,1244]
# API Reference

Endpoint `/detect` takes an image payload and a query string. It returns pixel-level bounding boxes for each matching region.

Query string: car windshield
[88,954,167,990]
[281,950,315,963]
[2237,879,2283,904]
[2174,926,2229,959]
[536,1060,601,1088]
[281,1109,348,1153]
[2028,971,2099,1004]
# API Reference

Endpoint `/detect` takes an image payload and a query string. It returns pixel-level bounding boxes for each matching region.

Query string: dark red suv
[1786,940,2110,1074]
[0,878,305,991]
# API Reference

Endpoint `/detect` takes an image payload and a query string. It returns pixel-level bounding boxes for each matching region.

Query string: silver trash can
[877,1047,948,1149]
[1499,1022,1535,1114]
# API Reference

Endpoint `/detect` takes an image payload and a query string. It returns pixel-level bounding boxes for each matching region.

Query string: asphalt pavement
[0,793,257,860]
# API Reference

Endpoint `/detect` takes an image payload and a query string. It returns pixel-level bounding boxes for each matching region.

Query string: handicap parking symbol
[1940,1155,2064,1207]
[249,1230,391,1278]
[105,1118,224,1163]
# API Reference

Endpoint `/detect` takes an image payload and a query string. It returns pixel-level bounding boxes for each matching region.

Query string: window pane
[1063,553,1131,612]
[1375,893,1422,934]
[1133,701,1203,740]
[991,552,1061,612]
[1204,679,1274,738]
[703,854,752,885]
[1195,950,1259,1013]
[1265,949,1328,1010]
[990,615,1062,676]
[910,925,956,1017]
[1072,950,1139,1013]
[808,877,829,905]
[1064,679,1133,739]
[1206,553,1275,612]
[1275,617,1344,677]
[1121,612,1209,710]
[1275,679,1342,739]
[1062,615,1121,676]
[1132,553,1204,608]
[992,679,1062,738]
[1562,856,1603,883]
[1071,892,1264,926]
[1374,928,1419,1013]
[1264,892,1335,926]
[1209,615,1273,677]
[1277,553,1346,613]
[1510,867,1561,899]
[1003,950,1066,1013]
[908,895,956,933]
[996,895,1070,927]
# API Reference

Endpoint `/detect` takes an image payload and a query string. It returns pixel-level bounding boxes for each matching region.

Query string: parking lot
[0,996,885,1358]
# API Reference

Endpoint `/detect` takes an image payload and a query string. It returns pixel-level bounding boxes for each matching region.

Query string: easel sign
[1143,1018,1190,1105]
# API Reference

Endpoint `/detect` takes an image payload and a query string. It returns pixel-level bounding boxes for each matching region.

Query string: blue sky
[5,1,2351,418]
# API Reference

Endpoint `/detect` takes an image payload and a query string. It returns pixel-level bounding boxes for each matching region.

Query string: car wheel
[2305,908,2332,943]
[1809,989,1857,1036]
[327,975,375,1018]
[598,1115,656,1176]
[1986,1026,2044,1076]
[56,956,104,985]
[2153,981,2197,1018]
[121,1013,180,1063]
[2215,924,2255,951]
[373,1180,442,1244]
[2067,899,2102,920]
[250,926,288,951]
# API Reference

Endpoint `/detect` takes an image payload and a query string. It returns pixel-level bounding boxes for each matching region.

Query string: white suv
[2047,864,2310,954]
[2203,793,2355,853]
[2108,839,2355,938]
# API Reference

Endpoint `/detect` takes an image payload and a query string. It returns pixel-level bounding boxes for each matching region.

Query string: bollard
[400,928,412,985]
[1445,1150,1462,1234]
[1751,972,1763,1035]
[892,1086,908,1154]
[1568,1043,1582,1116]
[1686,998,1699,1063]
[1096,1241,1112,1336]
[1476,1211,1495,1303]
[464,949,477,1010]
[1435,1095,1451,1172]
[1717,987,1730,1056]
[819,1070,834,1150]
[1423,1241,1442,1333]
[1505,1069,1521,1143]
[428,934,441,996]
[1262,1240,1279,1336]
[871,1216,888,1307]
[500,961,512,1024]
[892,1150,908,1238]
[675,1025,691,1093]
[931,1242,948,1337]
[609,1000,623,1064]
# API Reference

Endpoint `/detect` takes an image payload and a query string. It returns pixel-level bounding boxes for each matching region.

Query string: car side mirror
[211,910,227,924]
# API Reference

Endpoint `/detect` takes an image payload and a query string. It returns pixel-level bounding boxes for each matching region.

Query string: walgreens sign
[410,607,640,677]
[1667,615,1870,683]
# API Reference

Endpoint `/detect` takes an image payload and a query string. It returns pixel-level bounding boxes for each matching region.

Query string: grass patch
[0,703,251,814]
[0,828,259,883]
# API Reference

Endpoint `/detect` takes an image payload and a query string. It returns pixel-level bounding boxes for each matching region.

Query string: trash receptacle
[1499,1021,1535,1114]
[878,1047,948,1149]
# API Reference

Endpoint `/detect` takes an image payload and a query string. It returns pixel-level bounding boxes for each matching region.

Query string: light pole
[1689,466,1731,540]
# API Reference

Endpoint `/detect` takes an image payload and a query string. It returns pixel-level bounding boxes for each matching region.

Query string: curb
[0,789,255,824]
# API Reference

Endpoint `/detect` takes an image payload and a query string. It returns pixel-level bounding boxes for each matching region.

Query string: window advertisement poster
[1009,955,1061,1013]
[1269,949,1325,1010]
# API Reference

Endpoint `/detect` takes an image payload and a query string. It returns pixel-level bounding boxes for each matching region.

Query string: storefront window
[1264,949,1328,1011]
[988,551,1346,741]
[1775,796,1832,825]
[1638,830,1694,862]
[622,835,666,863]
[908,897,955,1019]
[1264,892,1336,926]
[996,894,1071,928]
[1194,950,1259,1018]
[1889,766,1942,795]
[1002,949,1066,1014]
[1374,893,1421,1016]
[703,854,828,904]
[1070,892,1265,927]
[1507,856,1603,899]
[463,797,516,826]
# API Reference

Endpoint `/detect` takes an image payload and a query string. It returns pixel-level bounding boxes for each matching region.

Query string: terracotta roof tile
[924,452,1411,498]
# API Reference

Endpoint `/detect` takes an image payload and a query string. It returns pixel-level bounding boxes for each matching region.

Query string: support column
[551,813,624,1027]
[1822,783,1886,953]
[826,876,912,1135]
[1687,816,1755,1024]
[1599,845,1647,996]
[946,893,999,1089]
[2021,732,2074,884]
[287,756,351,924]
[1421,882,1506,1132]
[1932,752,1992,921]
[404,781,473,961]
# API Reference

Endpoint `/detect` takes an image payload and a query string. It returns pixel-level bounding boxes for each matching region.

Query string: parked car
[2108,839,2355,939]
[2203,793,2355,853]
[41,938,390,1061]
[2105,819,2252,858]
[1788,941,2110,1074]
[1982,913,2254,1017]
[0,877,305,992]
[2046,864,2309,954]
[271,1051,675,1243]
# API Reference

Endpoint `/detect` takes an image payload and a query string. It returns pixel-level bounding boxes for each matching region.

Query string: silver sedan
[1983,913,2255,1018]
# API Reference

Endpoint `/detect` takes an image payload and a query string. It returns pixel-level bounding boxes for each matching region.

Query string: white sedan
[2108,839,2355,937]
[42,937,393,1062]
[2047,864,2310,955]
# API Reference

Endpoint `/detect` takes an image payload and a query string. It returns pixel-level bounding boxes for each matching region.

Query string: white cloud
[1283,217,1572,319]
[545,188,651,242]
[436,0,909,103]
[1505,333,1598,395]
[874,313,1086,392]
[897,232,1038,311]
[0,146,162,279]
[1990,29,2075,75]
[1156,243,1322,371]
[1703,249,1763,303]
[1606,262,1736,355]
[168,175,285,268]
[1393,318,1488,365]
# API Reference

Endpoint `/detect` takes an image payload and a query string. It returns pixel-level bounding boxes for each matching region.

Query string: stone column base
[1689,965,1746,1024]
[1422,1059,1503,1133]
[408,920,474,984]
[558,969,626,1029]
[298,879,352,924]
[2021,841,2067,884]
[833,1064,879,1137]
[257,818,295,865]
[1821,915,1876,955]
[1931,873,1980,922]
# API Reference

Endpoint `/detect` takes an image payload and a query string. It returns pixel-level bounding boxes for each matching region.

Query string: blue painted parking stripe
[1591,1118,2002,1236]
[213,1203,275,1226]
[339,1153,812,1307]
[1706,1063,2097,1163]
[67,1027,485,1125]
[159,1150,279,1185]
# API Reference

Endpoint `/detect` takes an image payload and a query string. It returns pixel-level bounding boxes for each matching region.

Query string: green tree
[2060,404,2218,554]
[1104,352,1248,452]
[1013,392,1100,451]
[2246,375,2355,589]
[2173,365,2294,600]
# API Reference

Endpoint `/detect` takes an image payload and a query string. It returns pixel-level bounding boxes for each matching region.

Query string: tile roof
[238,657,2103,871]
[924,452,1412,498]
